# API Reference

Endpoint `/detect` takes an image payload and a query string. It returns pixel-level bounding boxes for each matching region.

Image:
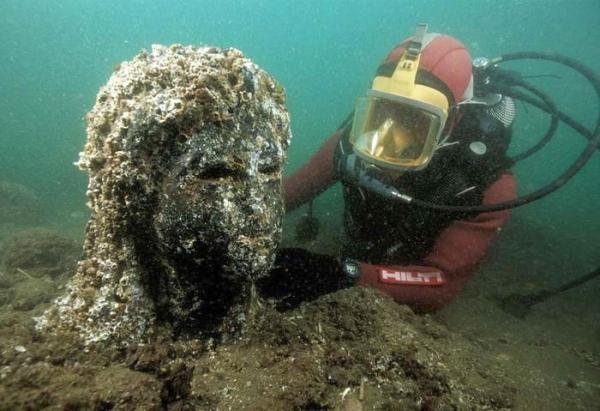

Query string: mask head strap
[406,23,428,60]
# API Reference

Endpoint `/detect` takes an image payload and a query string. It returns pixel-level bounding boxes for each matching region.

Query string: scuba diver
[257,23,600,313]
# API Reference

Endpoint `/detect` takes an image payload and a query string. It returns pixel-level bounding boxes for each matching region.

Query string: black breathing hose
[402,51,600,213]
[509,89,595,145]
[500,77,560,162]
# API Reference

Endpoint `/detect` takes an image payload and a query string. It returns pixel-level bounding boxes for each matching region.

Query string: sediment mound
[0,287,514,410]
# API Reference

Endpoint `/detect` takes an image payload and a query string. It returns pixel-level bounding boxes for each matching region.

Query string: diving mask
[349,23,450,170]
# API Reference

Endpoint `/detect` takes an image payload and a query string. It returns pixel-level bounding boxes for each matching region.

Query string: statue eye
[258,163,279,175]
[196,164,244,181]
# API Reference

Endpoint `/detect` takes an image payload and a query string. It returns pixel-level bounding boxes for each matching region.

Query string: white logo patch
[379,269,445,285]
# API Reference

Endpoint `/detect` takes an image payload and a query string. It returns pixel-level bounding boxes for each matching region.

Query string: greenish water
[0,2,599,407]
[1,0,599,270]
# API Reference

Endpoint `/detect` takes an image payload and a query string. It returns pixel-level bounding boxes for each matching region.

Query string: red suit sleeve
[283,131,341,212]
[356,172,517,312]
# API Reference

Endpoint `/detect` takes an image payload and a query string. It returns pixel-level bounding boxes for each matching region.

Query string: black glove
[256,248,347,310]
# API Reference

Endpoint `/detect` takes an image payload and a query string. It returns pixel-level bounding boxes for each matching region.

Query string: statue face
[155,129,285,287]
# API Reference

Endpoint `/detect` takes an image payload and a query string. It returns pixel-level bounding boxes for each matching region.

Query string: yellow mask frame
[350,23,450,170]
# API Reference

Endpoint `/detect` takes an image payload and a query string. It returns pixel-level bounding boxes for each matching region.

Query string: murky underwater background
[0,0,599,408]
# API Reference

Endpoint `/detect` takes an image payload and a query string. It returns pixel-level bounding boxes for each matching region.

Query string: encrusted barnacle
[38,44,291,346]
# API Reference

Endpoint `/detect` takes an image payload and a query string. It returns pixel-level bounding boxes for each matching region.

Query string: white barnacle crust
[37,44,291,346]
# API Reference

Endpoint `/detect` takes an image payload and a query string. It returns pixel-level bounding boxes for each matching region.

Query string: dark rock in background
[0,229,79,312]
[2,228,79,281]
[0,181,42,226]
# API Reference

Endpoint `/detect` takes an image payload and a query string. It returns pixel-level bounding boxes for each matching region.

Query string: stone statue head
[40,45,290,343]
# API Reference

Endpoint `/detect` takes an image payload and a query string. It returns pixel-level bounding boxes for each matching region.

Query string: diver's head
[350,24,473,171]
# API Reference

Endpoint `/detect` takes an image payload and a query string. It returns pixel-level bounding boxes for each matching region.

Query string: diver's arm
[354,172,517,312]
[283,131,342,212]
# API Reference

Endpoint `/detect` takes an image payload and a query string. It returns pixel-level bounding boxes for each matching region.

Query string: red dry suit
[284,129,516,312]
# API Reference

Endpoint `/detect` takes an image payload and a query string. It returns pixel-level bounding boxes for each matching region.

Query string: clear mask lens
[350,96,442,170]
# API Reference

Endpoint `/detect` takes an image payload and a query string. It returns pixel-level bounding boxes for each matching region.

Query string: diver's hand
[257,248,346,309]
